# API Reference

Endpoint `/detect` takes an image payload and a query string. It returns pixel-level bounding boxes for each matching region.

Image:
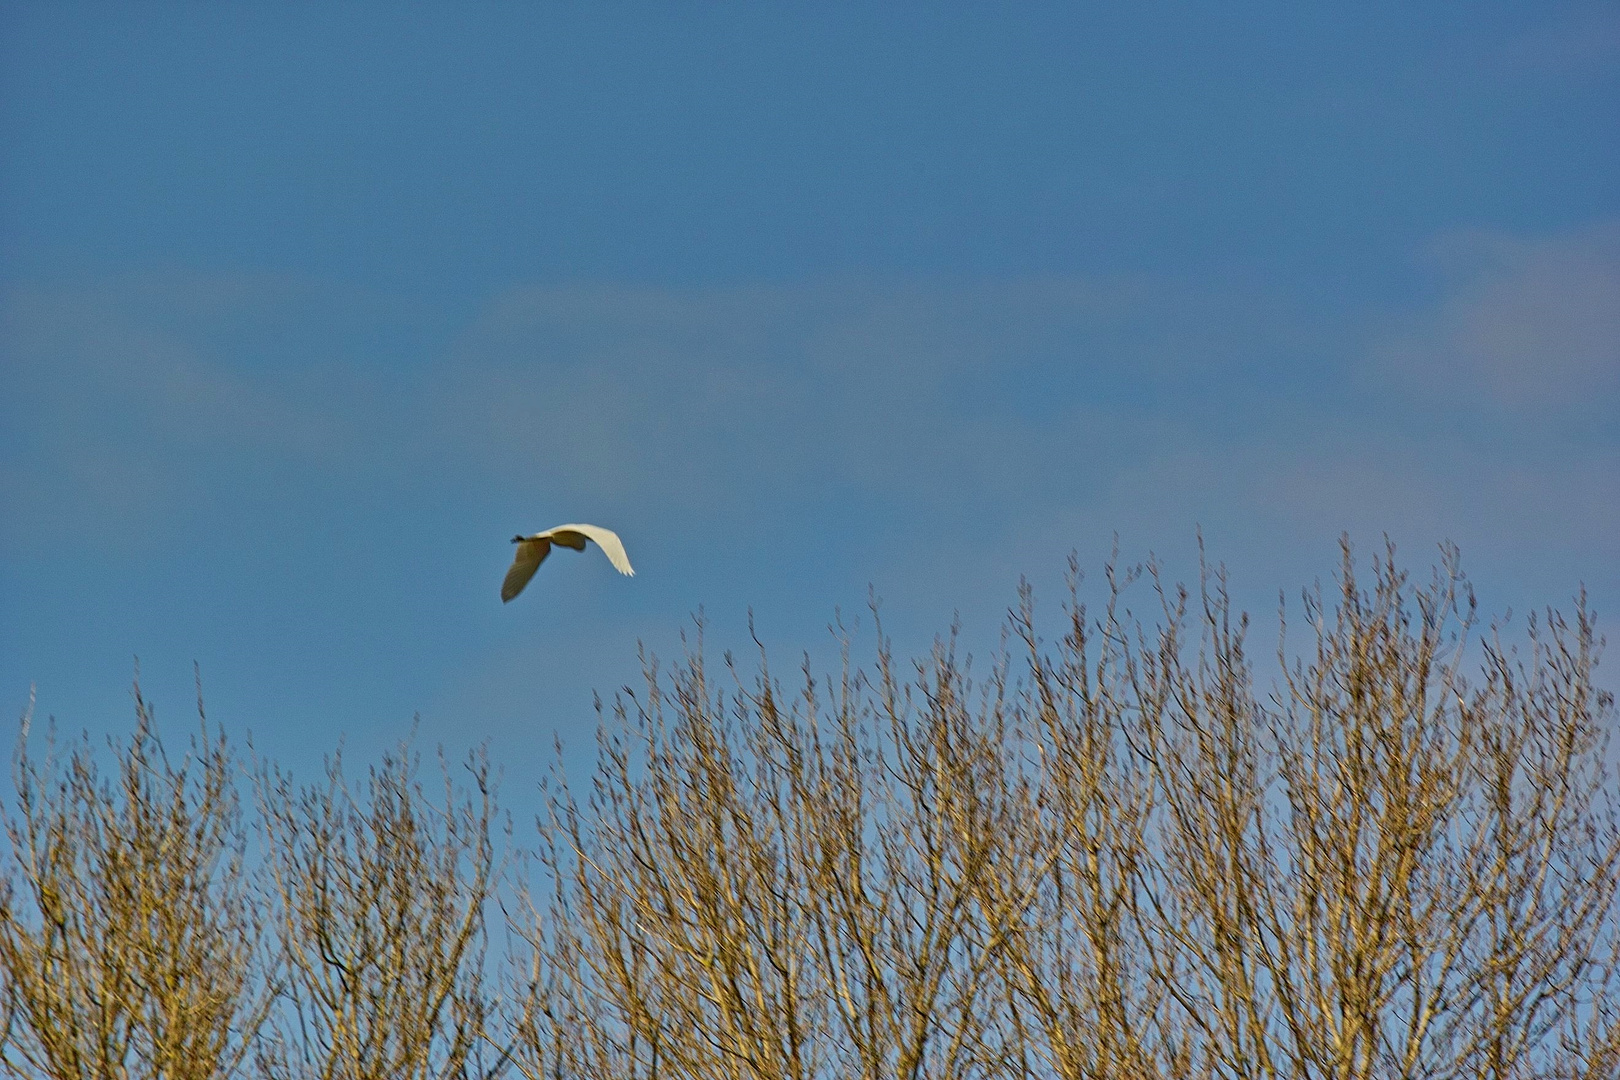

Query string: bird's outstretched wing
[538,524,635,576]
[501,537,551,602]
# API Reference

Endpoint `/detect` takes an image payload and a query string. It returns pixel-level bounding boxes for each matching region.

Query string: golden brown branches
[4,542,1614,1080]
[254,742,500,1080]
[512,543,1619,1080]
[0,678,270,1080]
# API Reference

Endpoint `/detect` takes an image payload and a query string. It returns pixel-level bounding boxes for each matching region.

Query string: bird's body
[502,523,634,602]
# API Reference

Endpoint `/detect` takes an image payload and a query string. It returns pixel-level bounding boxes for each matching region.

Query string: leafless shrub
[513,621,1036,1080]
[514,542,1620,1080]
[253,741,502,1080]
[994,562,1167,1080]
[0,678,270,1080]
[2,542,1612,1080]
[1113,543,1620,1079]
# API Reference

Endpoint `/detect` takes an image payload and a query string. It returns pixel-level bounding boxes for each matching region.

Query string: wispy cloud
[1369,220,1620,413]
[3,231,1616,769]
[0,279,379,554]
[3,238,1613,621]
[1495,7,1620,73]
[427,277,1319,525]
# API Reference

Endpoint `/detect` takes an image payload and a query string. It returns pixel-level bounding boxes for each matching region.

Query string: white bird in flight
[502,523,634,602]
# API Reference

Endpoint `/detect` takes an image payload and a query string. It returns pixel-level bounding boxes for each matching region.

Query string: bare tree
[993,562,1169,1080]
[254,742,502,1080]
[512,619,1038,1080]
[4,542,1612,1080]
[512,543,1620,1080]
[1110,543,1620,1079]
[0,679,270,1080]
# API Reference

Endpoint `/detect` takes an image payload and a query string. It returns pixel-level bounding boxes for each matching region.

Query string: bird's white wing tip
[535,522,635,577]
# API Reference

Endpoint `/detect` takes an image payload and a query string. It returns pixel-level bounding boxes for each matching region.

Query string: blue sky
[2,3,1616,786]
